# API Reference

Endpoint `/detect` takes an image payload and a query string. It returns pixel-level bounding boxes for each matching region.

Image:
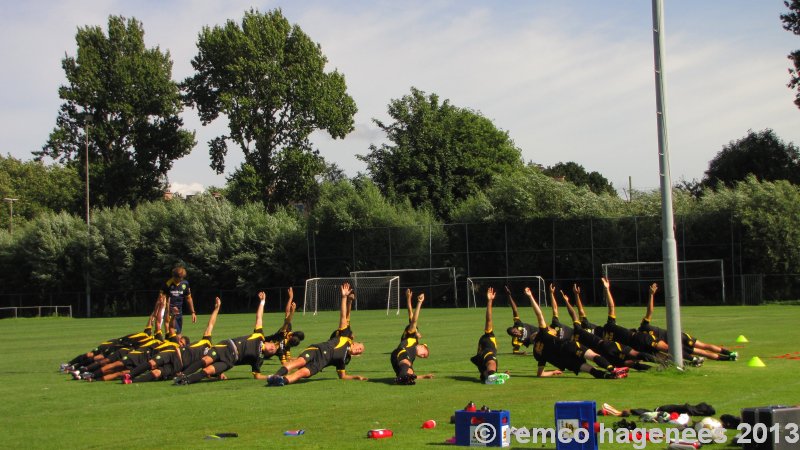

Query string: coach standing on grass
[161,266,196,338]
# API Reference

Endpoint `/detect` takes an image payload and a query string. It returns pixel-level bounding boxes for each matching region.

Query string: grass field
[2,304,799,449]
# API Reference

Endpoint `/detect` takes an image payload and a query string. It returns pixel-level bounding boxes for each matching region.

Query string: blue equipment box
[454,409,511,447]
[554,401,598,450]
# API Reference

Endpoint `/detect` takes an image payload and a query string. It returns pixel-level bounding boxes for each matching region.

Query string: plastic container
[367,429,393,439]
[422,420,436,429]
[283,430,305,436]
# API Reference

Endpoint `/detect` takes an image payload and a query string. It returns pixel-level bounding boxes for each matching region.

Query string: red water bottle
[465,401,476,412]
[367,429,393,439]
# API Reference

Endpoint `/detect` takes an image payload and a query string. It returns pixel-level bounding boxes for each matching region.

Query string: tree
[702,129,800,189]
[183,8,357,208]
[360,87,523,220]
[542,161,616,195]
[782,0,800,108]
[0,155,82,224]
[37,16,195,208]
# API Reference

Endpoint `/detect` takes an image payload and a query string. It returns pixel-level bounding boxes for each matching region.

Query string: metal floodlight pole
[84,116,92,318]
[651,0,683,368]
[3,198,18,234]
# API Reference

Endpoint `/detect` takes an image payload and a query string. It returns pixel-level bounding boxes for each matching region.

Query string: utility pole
[84,116,92,318]
[3,198,17,234]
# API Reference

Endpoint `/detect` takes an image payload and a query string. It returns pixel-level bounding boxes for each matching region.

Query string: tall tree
[702,129,800,189]
[37,16,195,208]
[542,161,616,195]
[183,8,357,208]
[360,87,523,220]
[782,0,800,108]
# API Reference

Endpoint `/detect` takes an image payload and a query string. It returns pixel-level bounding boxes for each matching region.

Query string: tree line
[3,7,800,313]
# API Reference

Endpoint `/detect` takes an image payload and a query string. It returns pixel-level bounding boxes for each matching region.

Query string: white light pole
[3,198,17,234]
[651,0,683,368]
[84,116,92,318]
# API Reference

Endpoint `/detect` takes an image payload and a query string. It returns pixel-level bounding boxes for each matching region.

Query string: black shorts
[298,348,330,377]
[629,332,658,353]
[390,348,408,376]
[122,350,152,369]
[555,341,587,375]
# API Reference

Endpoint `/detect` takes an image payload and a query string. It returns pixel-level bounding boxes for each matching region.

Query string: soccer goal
[0,305,73,319]
[303,276,400,315]
[350,267,458,309]
[466,276,546,308]
[602,259,725,305]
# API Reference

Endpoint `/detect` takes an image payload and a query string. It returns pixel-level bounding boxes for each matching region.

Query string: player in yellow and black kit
[557,287,658,371]
[264,287,305,364]
[266,282,367,386]
[124,296,223,383]
[469,287,509,384]
[639,283,736,363]
[390,290,432,385]
[525,286,628,380]
[174,292,277,385]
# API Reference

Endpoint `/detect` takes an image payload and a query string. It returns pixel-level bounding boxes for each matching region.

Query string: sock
[186,371,207,384]
[720,348,731,355]
[182,360,205,375]
[717,354,731,361]
[133,372,157,383]
[632,363,651,371]
[85,362,101,372]
[275,366,289,377]
[592,355,613,371]
[589,368,606,379]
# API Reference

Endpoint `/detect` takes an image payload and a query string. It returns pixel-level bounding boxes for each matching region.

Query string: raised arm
[505,286,521,320]
[408,293,425,333]
[203,297,222,337]
[645,283,658,322]
[405,288,414,323]
[485,287,496,333]
[560,290,580,324]
[339,282,352,330]
[524,287,548,328]
[255,291,266,331]
[573,284,587,318]
[284,287,294,318]
[548,283,559,319]
[601,277,616,317]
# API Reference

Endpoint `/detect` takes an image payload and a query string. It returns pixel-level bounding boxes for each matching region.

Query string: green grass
[2,305,799,449]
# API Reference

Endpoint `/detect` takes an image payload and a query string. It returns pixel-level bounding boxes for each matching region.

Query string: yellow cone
[747,357,766,367]
[736,335,749,343]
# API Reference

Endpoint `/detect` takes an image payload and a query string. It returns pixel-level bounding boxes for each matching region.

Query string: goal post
[303,276,400,315]
[602,259,725,305]
[466,276,546,308]
[350,267,458,308]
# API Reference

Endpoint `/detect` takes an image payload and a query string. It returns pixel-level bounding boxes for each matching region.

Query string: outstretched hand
[486,287,496,302]
[601,277,610,289]
[214,297,222,309]
[559,290,570,303]
[573,284,581,295]
[649,283,658,295]
[258,291,266,302]
[341,282,352,297]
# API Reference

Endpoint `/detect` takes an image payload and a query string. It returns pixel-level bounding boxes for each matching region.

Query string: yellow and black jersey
[511,319,537,347]
[532,327,562,367]
[307,333,353,372]
[162,278,191,310]
[400,324,420,341]
[550,317,574,342]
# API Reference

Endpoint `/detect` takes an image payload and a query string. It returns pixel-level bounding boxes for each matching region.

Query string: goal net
[350,267,458,309]
[466,276,546,308]
[303,276,400,315]
[602,259,725,305]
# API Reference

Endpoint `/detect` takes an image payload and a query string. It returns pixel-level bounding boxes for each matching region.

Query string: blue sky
[1,0,798,196]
